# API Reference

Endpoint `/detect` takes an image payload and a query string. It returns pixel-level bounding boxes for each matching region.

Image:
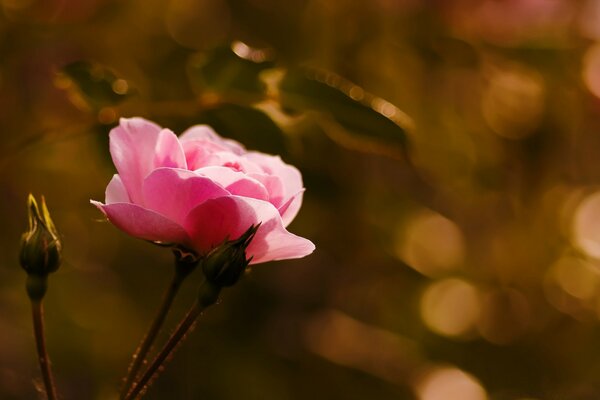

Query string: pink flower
[92,117,315,264]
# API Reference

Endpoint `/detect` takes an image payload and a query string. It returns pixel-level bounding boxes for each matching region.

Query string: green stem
[124,300,204,400]
[119,270,186,399]
[31,300,58,400]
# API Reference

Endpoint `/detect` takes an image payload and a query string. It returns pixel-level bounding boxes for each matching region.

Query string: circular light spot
[395,211,465,277]
[348,85,365,101]
[421,278,480,338]
[371,98,397,118]
[482,64,544,140]
[111,79,129,95]
[415,366,487,400]
[98,107,118,124]
[583,44,600,99]
[231,41,271,63]
[573,191,600,259]
[552,256,599,301]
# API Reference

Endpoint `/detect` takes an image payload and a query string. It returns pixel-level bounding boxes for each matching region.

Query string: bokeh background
[4,0,600,399]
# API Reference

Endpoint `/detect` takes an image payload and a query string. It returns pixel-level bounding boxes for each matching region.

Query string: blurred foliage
[59,61,134,110]
[278,67,410,153]
[187,44,275,99]
[4,1,600,400]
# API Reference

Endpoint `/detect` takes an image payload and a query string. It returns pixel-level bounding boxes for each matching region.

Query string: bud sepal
[201,224,260,288]
[20,194,62,278]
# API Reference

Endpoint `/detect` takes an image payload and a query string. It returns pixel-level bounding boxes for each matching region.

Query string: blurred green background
[3,0,600,399]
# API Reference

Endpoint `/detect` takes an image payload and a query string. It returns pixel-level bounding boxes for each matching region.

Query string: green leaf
[187,42,275,100]
[278,68,413,153]
[196,104,286,155]
[59,61,133,109]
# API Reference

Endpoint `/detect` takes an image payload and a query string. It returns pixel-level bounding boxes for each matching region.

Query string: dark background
[2,0,600,399]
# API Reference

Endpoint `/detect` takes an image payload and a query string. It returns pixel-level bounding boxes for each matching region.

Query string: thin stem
[124,300,205,400]
[31,300,58,400]
[119,271,185,399]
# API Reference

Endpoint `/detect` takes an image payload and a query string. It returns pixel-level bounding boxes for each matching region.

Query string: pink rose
[92,117,315,264]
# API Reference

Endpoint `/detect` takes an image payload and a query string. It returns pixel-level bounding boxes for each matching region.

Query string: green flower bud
[201,224,260,288]
[198,280,221,307]
[20,194,62,277]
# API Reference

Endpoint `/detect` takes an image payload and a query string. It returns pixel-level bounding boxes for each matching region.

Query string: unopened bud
[20,194,62,278]
[201,224,259,288]
[198,281,221,307]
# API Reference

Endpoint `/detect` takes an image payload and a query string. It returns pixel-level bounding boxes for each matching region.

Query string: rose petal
[154,129,188,169]
[245,152,304,225]
[245,153,303,193]
[196,166,269,201]
[248,211,315,264]
[180,125,245,154]
[182,139,230,170]
[277,190,304,227]
[248,173,285,208]
[142,168,230,225]
[184,196,315,263]
[92,200,190,245]
[203,151,263,174]
[110,118,187,204]
[105,174,130,204]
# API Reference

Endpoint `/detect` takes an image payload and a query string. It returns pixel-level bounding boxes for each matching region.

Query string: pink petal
[91,200,190,245]
[179,125,245,154]
[202,151,263,174]
[248,211,315,264]
[245,153,303,194]
[196,166,269,201]
[109,118,187,204]
[142,168,230,226]
[105,174,130,204]
[249,173,285,208]
[184,196,315,263]
[154,129,188,169]
[245,152,305,225]
[277,190,305,227]
[182,139,230,170]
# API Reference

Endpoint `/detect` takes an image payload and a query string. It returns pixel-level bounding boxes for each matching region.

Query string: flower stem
[119,269,186,399]
[31,300,58,400]
[124,300,203,400]
[124,281,221,400]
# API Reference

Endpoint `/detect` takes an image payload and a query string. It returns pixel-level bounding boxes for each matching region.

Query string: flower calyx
[19,194,62,301]
[201,224,260,288]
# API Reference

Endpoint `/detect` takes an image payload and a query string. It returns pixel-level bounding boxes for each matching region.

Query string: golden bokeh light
[482,63,545,140]
[395,210,465,277]
[420,278,481,338]
[552,256,600,301]
[304,309,422,385]
[414,366,487,400]
[543,255,600,319]
[572,190,600,259]
[583,43,600,99]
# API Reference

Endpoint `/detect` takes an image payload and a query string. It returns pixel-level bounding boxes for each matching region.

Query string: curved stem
[124,300,205,400]
[31,300,58,400]
[119,271,185,399]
